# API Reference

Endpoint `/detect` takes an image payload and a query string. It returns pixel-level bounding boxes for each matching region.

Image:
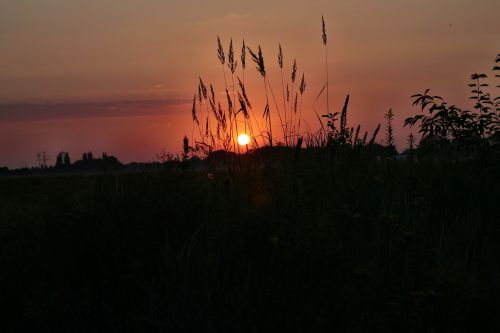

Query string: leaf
[263,104,269,119]
[404,117,415,127]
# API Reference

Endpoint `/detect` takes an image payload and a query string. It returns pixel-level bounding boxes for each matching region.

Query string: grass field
[1,149,499,332]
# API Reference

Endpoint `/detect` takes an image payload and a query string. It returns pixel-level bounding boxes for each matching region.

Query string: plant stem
[326,45,330,117]
[266,77,286,145]
[263,77,273,147]
[280,68,288,145]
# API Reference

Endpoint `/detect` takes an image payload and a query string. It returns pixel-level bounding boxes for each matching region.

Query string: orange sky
[1,0,499,167]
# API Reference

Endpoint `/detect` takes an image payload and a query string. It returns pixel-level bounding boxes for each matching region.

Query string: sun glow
[237,133,251,146]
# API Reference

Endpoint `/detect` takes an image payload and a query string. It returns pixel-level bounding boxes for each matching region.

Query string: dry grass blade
[315,82,327,101]
[197,84,202,104]
[362,131,368,145]
[225,90,233,116]
[313,108,326,132]
[353,125,360,145]
[263,104,270,120]
[209,84,216,116]
[237,92,249,120]
[369,124,381,145]
[199,77,207,99]
[237,77,252,109]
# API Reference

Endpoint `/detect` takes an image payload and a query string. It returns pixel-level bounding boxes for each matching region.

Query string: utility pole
[42,151,50,168]
[37,151,50,169]
[36,152,42,169]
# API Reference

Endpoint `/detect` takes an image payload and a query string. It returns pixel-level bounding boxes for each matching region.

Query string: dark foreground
[1,152,499,332]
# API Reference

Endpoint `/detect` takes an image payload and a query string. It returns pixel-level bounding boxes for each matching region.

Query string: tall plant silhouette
[189,16,408,153]
[405,56,500,143]
[241,39,246,84]
[217,36,236,151]
[248,46,273,147]
[385,108,396,153]
[228,39,240,152]
[289,60,298,142]
[322,15,330,117]
[278,44,288,145]
[297,73,307,134]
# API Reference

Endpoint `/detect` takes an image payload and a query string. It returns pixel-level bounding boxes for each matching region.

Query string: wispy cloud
[193,12,253,27]
[0,99,190,123]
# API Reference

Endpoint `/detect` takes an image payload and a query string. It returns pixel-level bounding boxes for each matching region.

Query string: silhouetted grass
[1,16,499,333]
[1,151,499,331]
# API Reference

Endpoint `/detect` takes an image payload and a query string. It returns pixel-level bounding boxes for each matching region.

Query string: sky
[1,0,499,168]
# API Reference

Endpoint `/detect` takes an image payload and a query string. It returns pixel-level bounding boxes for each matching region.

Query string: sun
[237,133,251,146]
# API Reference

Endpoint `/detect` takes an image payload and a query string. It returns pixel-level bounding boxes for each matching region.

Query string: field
[1,149,499,332]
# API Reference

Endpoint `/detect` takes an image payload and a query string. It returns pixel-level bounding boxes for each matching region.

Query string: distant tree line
[55,152,71,167]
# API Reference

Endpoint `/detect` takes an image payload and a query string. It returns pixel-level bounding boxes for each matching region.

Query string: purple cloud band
[0,99,191,123]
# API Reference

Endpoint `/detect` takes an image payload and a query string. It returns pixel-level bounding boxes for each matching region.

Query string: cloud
[225,13,250,20]
[0,99,191,123]
[193,12,253,27]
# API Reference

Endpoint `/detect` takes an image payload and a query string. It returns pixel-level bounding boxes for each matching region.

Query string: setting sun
[237,133,251,146]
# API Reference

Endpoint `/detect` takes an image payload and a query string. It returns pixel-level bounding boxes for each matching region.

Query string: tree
[56,153,63,167]
[56,152,70,166]
[63,152,71,165]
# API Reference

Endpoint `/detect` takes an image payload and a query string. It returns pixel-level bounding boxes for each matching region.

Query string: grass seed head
[299,73,306,95]
[248,46,266,77]
[241,39,246,70]
[217,36,225,65]
[291,60,297,83]
[228,38,238,74]
[278,44,283,69]
[322,15,327,45]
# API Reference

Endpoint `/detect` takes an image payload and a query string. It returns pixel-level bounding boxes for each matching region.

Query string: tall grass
[190,18,328,152]
[322,15,330,117]
[190,18,498,158]
[3,149,500,331]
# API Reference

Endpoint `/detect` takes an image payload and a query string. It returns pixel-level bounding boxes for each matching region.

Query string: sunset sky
[1,0,499,168]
